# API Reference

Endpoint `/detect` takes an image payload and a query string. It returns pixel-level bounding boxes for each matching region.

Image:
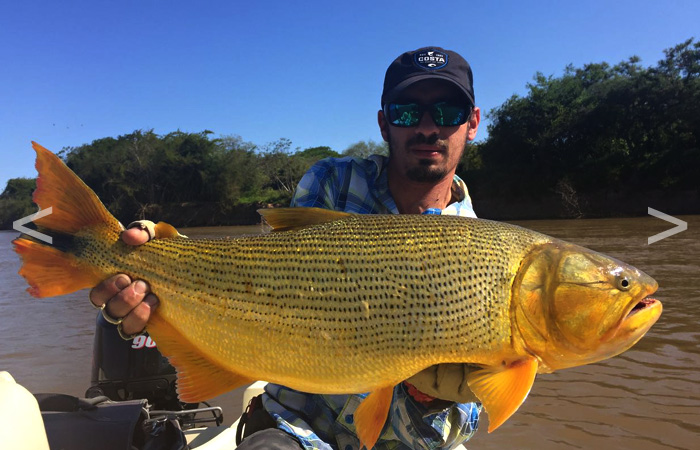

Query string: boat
[0,369,265,449]
[1,313,469,449]
[0,313,261,450]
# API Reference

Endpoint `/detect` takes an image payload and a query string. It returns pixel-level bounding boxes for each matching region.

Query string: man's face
[378,79,480,183]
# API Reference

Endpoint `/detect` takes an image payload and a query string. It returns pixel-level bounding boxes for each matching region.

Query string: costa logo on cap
[414,49,448,70]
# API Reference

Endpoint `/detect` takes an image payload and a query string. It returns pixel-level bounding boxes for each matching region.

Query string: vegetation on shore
[465,38,699,218]
[2,39,698,228]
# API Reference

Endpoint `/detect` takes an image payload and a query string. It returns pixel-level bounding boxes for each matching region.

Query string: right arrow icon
[648,207,688,245]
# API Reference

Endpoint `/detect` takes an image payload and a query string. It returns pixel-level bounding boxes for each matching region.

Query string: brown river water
[0,216,698,449]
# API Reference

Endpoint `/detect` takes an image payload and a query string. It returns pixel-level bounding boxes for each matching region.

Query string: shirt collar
[370,155,474,216]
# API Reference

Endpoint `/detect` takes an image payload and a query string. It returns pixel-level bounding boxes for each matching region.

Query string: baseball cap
[381,47,475,108]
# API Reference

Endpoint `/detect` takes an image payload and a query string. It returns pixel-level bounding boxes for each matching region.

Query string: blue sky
[1,0,698,191]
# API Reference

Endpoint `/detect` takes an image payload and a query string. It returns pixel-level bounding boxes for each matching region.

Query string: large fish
[14,143,661,448]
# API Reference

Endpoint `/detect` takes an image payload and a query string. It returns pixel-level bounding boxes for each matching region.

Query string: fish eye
[617,277,631,291]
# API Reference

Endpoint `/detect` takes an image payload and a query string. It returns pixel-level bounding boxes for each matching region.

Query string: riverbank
[473,189,699,220]
[126,189,700,227]
[2,189,697,230]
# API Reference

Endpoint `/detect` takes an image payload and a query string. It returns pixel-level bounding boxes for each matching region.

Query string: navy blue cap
[381,47,475,108]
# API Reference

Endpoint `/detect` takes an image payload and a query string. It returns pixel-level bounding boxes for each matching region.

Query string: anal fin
[148,314,253,403]
[354,385,394,449]
[467,357,538,432]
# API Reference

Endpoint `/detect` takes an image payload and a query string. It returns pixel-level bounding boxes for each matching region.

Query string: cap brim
[382,73,474,107]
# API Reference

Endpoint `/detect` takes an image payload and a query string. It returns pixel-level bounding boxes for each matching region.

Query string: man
[90,46,482,450]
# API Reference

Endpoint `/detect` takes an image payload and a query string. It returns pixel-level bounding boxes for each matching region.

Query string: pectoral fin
[467,357,538,432]
[354,385,394,450]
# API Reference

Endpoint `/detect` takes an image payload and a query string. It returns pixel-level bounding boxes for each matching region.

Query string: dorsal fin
[258,207,352,232]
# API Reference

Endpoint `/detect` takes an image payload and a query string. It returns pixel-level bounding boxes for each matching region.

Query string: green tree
[217,135,268,205]
[0,178,36,229]
[62,130,227,221]
[256,139,318,204]
[342,139,388,158]
[479,38,700,200]
[297,146,340,160]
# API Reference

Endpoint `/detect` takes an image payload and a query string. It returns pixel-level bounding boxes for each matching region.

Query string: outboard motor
[85,313,185,411]
[35,314,225,449]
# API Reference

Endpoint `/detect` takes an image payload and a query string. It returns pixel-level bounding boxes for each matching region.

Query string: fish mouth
[600,291,662,350]
[617,284,662,337]
[625,296,659,318]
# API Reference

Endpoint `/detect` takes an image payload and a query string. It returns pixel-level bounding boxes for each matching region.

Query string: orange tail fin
[13,142,121,298]
[29,141,118,233]
[14,239,105,298]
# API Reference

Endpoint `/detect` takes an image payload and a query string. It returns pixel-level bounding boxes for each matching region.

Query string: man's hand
[89,225,159,337]
[407,363,480,403]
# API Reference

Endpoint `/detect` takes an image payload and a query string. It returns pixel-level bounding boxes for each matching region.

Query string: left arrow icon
[13,207,53,244]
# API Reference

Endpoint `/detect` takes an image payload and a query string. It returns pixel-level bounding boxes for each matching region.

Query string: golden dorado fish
[14,142,662,449]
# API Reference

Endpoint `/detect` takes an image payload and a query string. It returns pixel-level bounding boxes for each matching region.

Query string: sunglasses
[384,101,472,127]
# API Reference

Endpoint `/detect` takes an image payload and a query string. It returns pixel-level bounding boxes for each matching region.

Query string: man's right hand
[89,226,159,337]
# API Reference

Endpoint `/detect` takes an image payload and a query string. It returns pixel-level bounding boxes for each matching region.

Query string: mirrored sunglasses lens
[388,104,421,127]
[431,103,467,126]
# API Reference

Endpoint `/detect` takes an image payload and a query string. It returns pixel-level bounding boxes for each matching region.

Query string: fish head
[513,242,661,372]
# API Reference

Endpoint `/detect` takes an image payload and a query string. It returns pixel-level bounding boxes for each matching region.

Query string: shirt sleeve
[290,159,339,209]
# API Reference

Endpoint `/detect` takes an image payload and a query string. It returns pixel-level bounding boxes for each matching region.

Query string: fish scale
[74,213,552,393]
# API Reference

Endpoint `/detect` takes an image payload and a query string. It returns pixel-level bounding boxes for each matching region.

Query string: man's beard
[406,158,448,183]
[388,133,460,183]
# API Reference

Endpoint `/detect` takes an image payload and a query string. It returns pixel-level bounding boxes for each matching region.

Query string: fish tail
[12,142,120,298]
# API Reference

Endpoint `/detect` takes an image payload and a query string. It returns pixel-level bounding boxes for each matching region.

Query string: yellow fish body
[14,143,662,448]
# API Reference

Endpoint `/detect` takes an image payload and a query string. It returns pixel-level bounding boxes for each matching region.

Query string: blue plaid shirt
[290,155,477,218]
[261,155,481,450]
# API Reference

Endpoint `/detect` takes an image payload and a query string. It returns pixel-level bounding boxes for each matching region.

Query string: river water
[0,216,698,450]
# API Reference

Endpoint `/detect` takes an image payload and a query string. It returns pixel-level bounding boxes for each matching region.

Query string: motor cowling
[86,313,185,410]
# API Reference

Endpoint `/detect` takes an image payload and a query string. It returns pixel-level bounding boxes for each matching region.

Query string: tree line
[1,38,698,228]
[0,132,387,228]
[463,38,699,217]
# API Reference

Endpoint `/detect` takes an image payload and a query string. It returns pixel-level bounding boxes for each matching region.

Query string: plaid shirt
[290,155,477,218]
[261,155,481,450]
